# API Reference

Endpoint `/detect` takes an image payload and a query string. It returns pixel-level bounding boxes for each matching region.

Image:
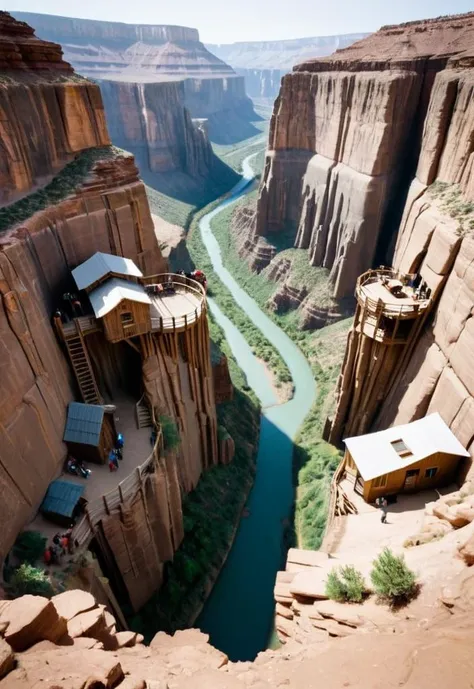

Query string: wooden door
[404,469,420,491]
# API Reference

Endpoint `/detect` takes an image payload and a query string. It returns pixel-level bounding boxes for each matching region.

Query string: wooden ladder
[64,325,102,405]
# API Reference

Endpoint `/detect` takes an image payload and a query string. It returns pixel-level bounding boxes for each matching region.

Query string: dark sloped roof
[64,402,105,447]
[40,480,85,518]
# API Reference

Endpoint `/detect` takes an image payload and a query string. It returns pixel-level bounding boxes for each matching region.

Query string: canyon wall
[240,13,474,303]
[306,15,474,457]
[0,13,226,611]
[207,34,368,99]
[12,11,258,147]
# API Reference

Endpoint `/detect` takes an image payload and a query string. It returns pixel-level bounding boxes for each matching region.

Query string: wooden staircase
[64,326,102,405]
[136,395,152,429]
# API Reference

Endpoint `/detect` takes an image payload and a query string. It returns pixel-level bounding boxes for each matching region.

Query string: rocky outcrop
[241,13,474,302]
[12,11,259,146]
[5,569,474,687]
[0,11,109,206]
[0,15,229,618]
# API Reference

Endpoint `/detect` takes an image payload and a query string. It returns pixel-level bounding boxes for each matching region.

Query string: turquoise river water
[195,154,317,660]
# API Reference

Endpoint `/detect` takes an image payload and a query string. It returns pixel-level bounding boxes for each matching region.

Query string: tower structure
[327,268,432,446]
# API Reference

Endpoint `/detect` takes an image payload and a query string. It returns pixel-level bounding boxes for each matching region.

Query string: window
[390,439,413,458]
[120,312,134,325]
[425,467,438,479]
[373,474,387,488]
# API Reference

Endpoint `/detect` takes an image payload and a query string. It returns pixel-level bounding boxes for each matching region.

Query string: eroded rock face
[241,12,474,301]
[12,10,258,147]
[0,11,110,206]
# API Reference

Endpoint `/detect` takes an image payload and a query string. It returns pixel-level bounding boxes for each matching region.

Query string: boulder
[289,570,329,600]
[150,628,210,650]
[0,638,14,679]
[286,549,329,568]
[67,605,107,639]
[0,596,67,652]
[311,600,365,627]
[52,590,96,621]
[115,631,139,648]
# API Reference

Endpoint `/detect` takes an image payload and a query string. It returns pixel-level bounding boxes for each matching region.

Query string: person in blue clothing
[115,433,124,459]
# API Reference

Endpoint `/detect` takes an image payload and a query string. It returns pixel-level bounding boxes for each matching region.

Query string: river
[195,153,317,660]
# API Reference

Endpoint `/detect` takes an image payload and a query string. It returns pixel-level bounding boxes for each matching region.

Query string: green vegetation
[325,565,367,603]
[187,203,293,388]
[204,183,352,551]
[0,146,127,233]
[130,320,260,638]
[428,181,474,236]
[159,415,181,452]
[8,564,54,598]
[370,548,418,606]
[12,531,47,566]
[144,184,197,228]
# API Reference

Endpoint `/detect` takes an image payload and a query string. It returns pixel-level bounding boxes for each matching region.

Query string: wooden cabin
[72,252,152,343]
[343,413,470,503]
[88,278,152,342]
[40,479,85,528]
[64,402,116,465]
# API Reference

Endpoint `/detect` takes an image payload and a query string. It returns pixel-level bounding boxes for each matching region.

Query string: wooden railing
[355,268,431,319]
[142,272,206,332]
[61,315,100,338]
[73,426,162,547]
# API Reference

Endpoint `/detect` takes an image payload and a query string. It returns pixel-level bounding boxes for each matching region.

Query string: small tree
[370,548,417,605]
[8,564,54,598]
[325,565,366,603]
[13,530,47,565]
[159,415,181,453]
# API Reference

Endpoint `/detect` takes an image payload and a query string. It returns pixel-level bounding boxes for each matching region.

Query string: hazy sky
[8,0,473,43]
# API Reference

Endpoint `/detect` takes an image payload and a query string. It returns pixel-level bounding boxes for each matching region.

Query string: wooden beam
[124,337,140,353]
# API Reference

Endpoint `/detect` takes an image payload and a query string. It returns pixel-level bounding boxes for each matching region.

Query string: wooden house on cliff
[64,402,116,465]
[72,252,152,342]
[344,413,470,503]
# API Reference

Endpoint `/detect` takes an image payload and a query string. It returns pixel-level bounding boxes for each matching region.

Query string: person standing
[376,496,388,523]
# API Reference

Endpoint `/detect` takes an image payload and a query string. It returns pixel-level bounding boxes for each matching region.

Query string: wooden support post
[103,495,110,515]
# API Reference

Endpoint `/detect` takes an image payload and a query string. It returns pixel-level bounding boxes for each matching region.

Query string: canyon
[0,10,253,623]
[207,33,369,99]
[11,11,259,205]
[1,5,474,687]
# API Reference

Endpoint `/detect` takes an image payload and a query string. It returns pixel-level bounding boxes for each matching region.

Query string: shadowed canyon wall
[240,13,474,305]
[0,14,227,612]
[303,15,474,462]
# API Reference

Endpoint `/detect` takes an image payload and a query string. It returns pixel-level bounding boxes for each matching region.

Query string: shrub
[159,415,181,452]
[325,565,367,603]
[8,564,54,598]
[13,531,47,565]
[370,548,417,605]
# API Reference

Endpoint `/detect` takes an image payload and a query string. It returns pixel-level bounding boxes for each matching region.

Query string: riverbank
[206,174,353,551]
[192,157,316,660]
[187,200,294,397]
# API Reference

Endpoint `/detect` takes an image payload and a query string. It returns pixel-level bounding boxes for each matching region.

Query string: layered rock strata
[240,13,474,302]
[328,20,474,451]
[0,11,109,206]
[0,14,226,616]
[12,11,258,146]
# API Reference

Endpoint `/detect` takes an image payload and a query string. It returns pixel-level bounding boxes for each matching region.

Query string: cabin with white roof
[72,252,151,342]
[343,413,470,503]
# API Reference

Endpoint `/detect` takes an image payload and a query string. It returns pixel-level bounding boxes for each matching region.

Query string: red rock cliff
[0,11,110,206]
[244,13,474,301]
[0,13,222,598]
[314,15,474,456]
[11,11,259,146]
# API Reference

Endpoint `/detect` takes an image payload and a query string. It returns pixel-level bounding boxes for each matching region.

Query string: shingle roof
[344,413,470,481]
[40,480,85,519]
[72,252,143,291]
[64,402,105,447]
[88,278,151,318]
